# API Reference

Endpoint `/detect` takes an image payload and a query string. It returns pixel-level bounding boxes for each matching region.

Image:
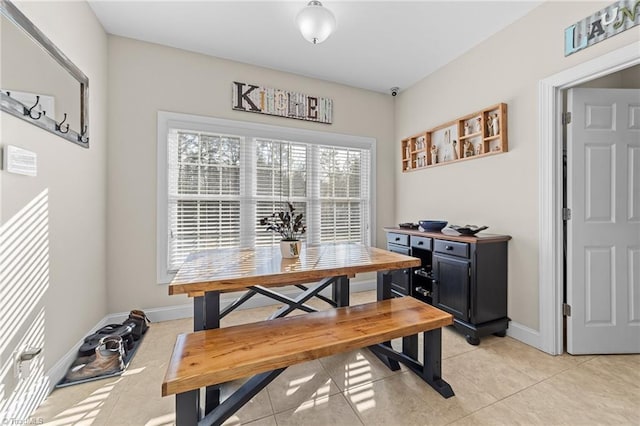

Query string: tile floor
[33,291,640,425]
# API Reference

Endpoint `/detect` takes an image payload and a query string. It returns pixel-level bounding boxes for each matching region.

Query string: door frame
[538,42,640,355]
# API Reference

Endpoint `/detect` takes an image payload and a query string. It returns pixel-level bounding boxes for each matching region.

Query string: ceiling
[88,1,542,94]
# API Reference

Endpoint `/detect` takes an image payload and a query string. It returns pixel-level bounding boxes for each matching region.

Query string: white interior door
[566,88,640,354]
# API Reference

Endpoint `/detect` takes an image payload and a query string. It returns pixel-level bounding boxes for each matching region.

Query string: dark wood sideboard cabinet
[383,227,511,345]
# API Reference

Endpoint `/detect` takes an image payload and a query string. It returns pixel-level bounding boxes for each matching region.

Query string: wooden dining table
[168,242,428,417]
[169,242,421,331]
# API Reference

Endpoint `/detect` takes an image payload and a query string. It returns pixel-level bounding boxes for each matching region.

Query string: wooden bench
[162,297,454,426]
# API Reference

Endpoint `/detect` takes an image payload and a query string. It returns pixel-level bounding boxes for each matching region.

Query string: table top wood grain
[169,243,421,296]
[161,296,453,396]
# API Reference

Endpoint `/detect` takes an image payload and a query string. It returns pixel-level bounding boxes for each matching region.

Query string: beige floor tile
[444,346,540,400]
[441,364,498,412]
[222,304,281,326]
[579,354,640,390]
[38,377,123,425]
[266,360,340,414]
[319,349,401,391]
[274,393,363,426]
[344,371,476,426]
[349,290,376,305]
[454,354,640,426]
[448,402,525,426]
[480,335,593,381]
[442,326,482,359]
[219,378,275,424]
[462,377,635,425]
[241,415,278,426]
[103,391,176,426]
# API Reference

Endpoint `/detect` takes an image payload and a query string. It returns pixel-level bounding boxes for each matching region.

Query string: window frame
[157,111,377,284]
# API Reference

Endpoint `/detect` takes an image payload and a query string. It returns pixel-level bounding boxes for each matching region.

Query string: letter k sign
[233,82,261,112]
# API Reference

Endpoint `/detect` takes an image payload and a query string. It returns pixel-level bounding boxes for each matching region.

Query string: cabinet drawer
[434,240,469,258]
[387,244,410,256]
[411,235,432,250]
[387,232,409,246]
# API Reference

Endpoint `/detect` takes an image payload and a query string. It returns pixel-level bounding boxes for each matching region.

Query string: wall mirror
[0,0,89,147]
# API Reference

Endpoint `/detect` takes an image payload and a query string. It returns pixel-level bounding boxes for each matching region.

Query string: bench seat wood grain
[162,297,452,397]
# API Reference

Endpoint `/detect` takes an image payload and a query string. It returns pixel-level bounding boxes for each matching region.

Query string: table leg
[193,292,221,331]
[175,390,199,426]
[333,275,350,307]
[204,291,220,330]
[197,291,221,415]
[377,271,392,301]
[193,296,204,332]
[374,271,401,370]
[205,387,220,416]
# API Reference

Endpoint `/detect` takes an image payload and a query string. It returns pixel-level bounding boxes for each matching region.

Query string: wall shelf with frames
[401,103,507,172]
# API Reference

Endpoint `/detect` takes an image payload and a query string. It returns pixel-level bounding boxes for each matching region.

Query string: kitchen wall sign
[565,0,640,56]
[232,81,332,124]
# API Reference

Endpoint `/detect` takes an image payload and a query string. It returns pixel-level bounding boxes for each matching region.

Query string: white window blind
[167,130,241,269]
[158,112,375,281]
[317,146,369,243]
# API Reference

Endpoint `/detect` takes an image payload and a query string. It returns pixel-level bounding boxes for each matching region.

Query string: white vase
[280,240,301,258]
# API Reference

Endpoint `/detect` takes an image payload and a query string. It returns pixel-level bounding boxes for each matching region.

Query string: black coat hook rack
[23,95,44,120]
[77,125,88,143]
[56,113,69,134]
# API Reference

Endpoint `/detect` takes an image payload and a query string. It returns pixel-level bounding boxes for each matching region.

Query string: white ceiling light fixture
[296,1,336,45]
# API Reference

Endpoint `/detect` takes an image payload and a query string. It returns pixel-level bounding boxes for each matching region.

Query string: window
[157,112,375,283]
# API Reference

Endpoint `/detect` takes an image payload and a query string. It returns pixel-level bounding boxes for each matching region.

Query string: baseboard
[507,321,543,351]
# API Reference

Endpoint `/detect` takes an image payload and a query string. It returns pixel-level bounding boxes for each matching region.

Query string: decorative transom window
[157,112,375,283]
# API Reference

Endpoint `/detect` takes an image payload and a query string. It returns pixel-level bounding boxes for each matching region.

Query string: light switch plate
[4,145,37,176]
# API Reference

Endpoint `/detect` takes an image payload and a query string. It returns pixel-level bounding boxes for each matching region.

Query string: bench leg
[423,328,454,398]
[175,390,200,426]
[402,335,418,360]
[368,328,454,399]
[374,341,401,371]
[199,368,285,426]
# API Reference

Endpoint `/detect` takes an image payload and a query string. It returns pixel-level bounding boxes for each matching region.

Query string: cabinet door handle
[417,241,423,245]
[445,245,453,250]
[395,237,400,241]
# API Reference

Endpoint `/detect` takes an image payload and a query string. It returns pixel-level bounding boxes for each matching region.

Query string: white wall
[394,1,640,333]
[579,63,639,88]
[0,0,107,418]
[106,36,395,313]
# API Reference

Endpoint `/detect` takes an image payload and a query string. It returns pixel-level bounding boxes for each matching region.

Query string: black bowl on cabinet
[418,220,448,232]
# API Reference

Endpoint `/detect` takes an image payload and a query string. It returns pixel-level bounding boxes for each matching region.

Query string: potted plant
[260,202,306,258]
